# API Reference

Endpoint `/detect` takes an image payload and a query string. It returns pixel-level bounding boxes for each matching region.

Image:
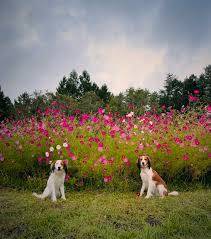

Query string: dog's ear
[136,157,141,170]
[62,160,68,174]
[64,164,68,174]
[146,156,151,169]
[50,161,55,172]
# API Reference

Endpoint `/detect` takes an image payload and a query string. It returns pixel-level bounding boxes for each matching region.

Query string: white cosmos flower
[56,145,61,150]
[49,147,54,152]
[63,142,68,148]
[45,152,50,157]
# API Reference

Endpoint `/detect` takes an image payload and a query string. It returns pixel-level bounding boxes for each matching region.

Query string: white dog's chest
[47,173,65,196]
[140,170,153,186]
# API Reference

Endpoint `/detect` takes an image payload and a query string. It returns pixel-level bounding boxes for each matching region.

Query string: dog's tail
[168,191,179,196]
[32,192,43,198]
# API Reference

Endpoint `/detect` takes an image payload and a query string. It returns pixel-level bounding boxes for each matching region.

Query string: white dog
[33,160,67,202]
[137,155,178,198]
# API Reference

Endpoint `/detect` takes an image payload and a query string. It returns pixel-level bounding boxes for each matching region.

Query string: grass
[0,187,210,239]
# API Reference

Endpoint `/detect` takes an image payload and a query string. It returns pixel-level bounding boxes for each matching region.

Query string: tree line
[0,65,211,121]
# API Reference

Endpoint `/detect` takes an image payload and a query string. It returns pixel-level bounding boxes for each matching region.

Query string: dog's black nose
[142,162,145,166]
[58,167,61,170]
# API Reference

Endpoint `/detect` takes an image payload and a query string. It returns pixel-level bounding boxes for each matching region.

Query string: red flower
[189,95,198,102]
[193,89,200,94]
[194,138,200,146]
[182,154,189,161]
[104,175,112,183]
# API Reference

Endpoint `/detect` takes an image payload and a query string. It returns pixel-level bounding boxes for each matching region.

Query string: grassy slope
[0,188,210,239]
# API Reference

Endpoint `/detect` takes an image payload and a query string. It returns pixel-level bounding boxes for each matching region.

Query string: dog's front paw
[145,195,152,199]
[61,197,66,201]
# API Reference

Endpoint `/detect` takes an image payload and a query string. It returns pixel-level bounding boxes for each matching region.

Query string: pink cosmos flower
[183,154,189,161]
[175,137,182,144]
[193,89,200,94]
[69,115,75,121]
[193,138,200,146]
[98,108,105,115]
[112,125,120,132]
[189,95,198,102]
[98,145,103,152]
[104,175,112,183]
[185,135,193,141]
[99,156,107,165]
[207,105,211,113]
[120,132,126,139]
[122,156,129,163]
[92,117,99,123]
[68,152,77,160]
[103,115,110,121]
[138,143,144,150]
[126,111,134,118]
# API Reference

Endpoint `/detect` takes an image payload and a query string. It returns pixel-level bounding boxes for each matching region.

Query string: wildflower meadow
[1,102,210,191]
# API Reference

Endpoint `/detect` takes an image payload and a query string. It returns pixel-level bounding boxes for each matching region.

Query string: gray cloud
[0,0,211,101]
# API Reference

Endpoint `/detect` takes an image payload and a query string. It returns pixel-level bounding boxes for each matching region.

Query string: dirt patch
[146,215,162,227]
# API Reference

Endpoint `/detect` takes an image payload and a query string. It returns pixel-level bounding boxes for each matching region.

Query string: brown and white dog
[137,155,178,198]
[33,160,67,202]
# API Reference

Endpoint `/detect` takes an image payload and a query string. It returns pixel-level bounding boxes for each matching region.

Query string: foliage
[57,70,111,104]
[159,65,211,110]
[0,87,13,121]
[1,65,211,121]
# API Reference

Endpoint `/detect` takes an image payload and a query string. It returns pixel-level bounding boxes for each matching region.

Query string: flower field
[0,103,211,191]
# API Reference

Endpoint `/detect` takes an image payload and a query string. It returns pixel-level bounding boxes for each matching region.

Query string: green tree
[96,84,111,104]
[109,93,127,115]
[57,70,111,104]
[159,74,184,110]
[14,92,32,118]
[201,65,211,103]
[77,91,102,113]
[57,70,80,99]
[78,71,98,96]
[0,87,13,121]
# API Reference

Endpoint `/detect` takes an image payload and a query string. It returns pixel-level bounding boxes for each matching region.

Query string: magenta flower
[98,143,104,152]
[183,154,189,161]
[189,95,198,102]
[98,108,105,115]
[104,175,112,183]
[138,143,144,150]
[92,117,99,123]
[112,125,120,132]
[69,115,75,121]
[185,135,193,141]
[207,105,211,113]
[99,156,108,165]
[193,138,200,146]
[193,89,200,94]
[175,137,182,144]
[68,152,77,160]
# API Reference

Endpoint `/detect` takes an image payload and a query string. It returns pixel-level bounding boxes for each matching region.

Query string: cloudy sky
[0,0,211,101]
